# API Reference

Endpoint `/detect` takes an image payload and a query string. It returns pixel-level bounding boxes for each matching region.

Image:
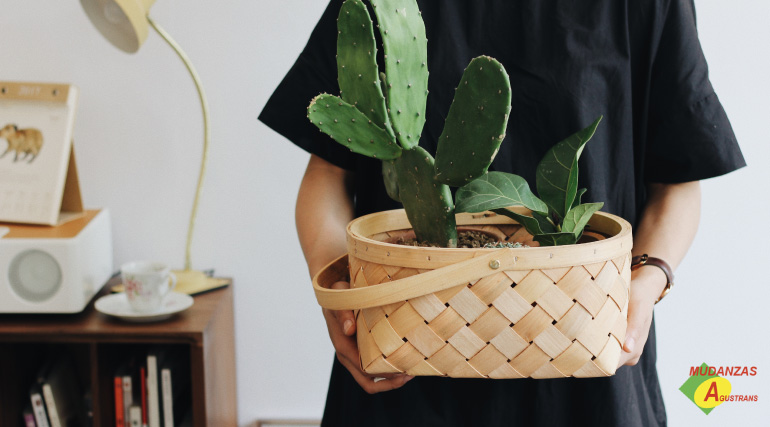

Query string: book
[129,405,142,427]
[38,355,85,427]
[23,404,36,427]
[34,359,56,427]
[161,369,173,427]
[42,383,62,427]
[115,352,144,427]
[160,348,191,427]
[114,376,124,427]
[140,366,148,427]
[30,383,51,427]
[146,347,169,427]
[123,373,133,424]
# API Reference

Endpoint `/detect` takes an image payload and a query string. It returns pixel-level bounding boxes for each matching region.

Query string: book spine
[129,405,143,427]
[147,355,160,427]
[41,383,62,427]
[30,391,51,427]
[123,375,133,425]
[161,368,173,427]
[114,377,125,427]
[141,366,148,427]
[23,410,37,427]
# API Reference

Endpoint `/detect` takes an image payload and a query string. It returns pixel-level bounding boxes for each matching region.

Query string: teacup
[121,261,177,313]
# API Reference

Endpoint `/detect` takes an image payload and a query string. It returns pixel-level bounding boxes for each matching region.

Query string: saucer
[95,292,194,322]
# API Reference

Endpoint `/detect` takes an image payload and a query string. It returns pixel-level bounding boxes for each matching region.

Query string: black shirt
[259,1,745,425]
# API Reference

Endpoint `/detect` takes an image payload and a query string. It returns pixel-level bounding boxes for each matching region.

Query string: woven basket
[313,207,632,379]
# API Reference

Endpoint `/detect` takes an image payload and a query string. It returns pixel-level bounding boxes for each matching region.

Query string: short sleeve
[258,0,357,171]
[645,0,745,183]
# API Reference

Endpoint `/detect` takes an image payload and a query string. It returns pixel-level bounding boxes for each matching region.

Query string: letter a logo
[704,381,719,402]
[680,363,732,415]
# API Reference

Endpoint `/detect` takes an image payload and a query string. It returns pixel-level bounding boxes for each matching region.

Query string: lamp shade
[80,0,156,53]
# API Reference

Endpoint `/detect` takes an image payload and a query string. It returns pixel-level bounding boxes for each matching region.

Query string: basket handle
[313,249,517,310]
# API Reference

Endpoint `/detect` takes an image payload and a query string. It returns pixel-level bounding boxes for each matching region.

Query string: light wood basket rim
[347,207,633,270]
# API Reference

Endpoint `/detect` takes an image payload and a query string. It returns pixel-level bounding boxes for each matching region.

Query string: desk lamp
[80,0,216,292]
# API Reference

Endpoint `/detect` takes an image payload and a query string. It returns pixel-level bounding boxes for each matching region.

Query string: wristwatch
[631,254,674,304]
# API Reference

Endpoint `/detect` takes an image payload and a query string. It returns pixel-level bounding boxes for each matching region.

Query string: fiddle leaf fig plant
[307,0,511,248]
[455,116,605,246]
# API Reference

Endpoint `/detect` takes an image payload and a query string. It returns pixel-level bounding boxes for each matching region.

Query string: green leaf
[573,188,587,210]
[532,211,558,233]
[492,209,542,235]
[534,232,579,247]
[536,116,602,219]
[562,202,604,237]
[455,172,548,215]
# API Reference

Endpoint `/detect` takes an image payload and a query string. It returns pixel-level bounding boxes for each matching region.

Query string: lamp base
[172,269,229,295]
[111,269,228,295]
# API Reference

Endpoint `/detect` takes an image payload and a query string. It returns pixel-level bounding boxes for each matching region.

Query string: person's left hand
[617,267,668,367]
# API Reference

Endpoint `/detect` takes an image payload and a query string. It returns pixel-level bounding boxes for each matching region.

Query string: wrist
[630,265,668,302]
[631,254,674,303]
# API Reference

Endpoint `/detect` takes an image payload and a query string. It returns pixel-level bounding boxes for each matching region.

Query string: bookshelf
[0,280,236,427]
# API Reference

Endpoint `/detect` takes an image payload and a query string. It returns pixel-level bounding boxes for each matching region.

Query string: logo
[679,363,758,414]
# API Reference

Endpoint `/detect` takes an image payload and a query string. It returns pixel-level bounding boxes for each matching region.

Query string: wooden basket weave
[313,208,632,379]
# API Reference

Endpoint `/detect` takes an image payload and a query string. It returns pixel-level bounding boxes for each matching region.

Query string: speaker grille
[8,249,62,303]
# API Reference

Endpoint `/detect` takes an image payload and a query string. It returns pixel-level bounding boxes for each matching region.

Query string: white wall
[657,2,769,425]
[1,1,767,425]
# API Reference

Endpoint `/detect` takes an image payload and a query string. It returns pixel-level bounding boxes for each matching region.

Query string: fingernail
[625,338,635,353]
[343,320,353,334]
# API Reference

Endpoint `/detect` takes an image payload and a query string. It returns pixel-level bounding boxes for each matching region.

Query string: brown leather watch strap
[631,254,674,304]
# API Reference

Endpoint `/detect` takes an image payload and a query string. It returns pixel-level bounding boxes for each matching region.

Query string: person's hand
[617,267,668,367]
[322,280,414,393]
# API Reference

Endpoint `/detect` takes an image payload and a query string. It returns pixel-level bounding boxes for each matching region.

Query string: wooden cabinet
[0,282,236,427]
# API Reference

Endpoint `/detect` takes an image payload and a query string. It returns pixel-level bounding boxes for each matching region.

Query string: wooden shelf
[0,280,237,427]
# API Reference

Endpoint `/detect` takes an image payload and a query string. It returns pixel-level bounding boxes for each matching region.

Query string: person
[259,0,745,425]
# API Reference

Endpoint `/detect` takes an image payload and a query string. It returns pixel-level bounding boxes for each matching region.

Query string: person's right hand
[323,280,414,394]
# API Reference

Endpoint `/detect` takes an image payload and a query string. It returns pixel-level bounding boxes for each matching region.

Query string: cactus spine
[308,0,512,247]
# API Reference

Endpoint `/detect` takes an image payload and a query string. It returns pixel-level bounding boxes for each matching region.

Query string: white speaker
[0,209,113,313]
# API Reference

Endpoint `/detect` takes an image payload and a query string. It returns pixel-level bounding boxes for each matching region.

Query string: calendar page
[0,82,79,225]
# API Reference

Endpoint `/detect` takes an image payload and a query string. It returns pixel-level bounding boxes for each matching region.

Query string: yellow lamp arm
[148,16,209,271]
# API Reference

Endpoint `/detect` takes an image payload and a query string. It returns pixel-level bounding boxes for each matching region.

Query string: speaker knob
[8,249,62,303]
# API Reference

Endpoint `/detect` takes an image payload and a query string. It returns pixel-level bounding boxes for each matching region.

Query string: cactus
[308,0,511,247]
[370,0,429,150]
[434,56,512,186]
[307,94,402,160]
[336,0,394,139]
[306,0,605,248]
[382,159,400,202]
[395,147,457,246]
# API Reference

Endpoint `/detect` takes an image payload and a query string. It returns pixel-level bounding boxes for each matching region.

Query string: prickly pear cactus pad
[382,160,400,202]
[395,147,457,247]
[337,0,394,139]
[308,94,402,160]
[434,56,512,186]
[370,0,429,150]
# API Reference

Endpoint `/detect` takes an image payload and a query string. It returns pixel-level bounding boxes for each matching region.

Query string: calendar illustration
[0,82,83,225]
